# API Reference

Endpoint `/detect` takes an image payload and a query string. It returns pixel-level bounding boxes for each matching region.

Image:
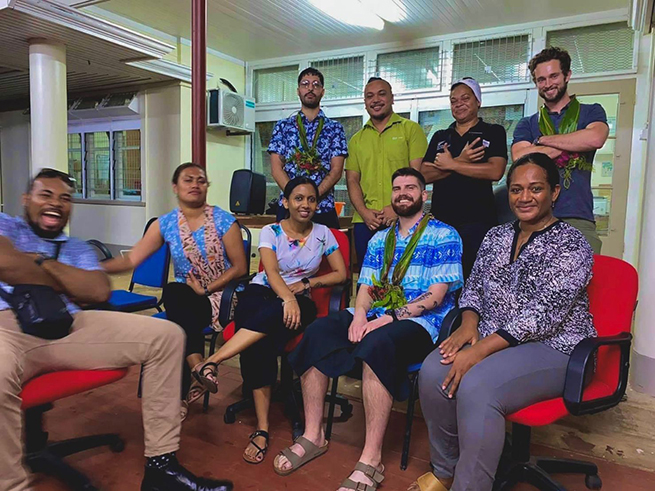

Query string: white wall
[0,111,31,217]
[69,202,146,247]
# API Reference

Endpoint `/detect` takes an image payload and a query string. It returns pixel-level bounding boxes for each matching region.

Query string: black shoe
[141,457,233,491]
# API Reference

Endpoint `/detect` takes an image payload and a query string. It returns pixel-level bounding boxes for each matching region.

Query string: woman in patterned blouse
[409,153,596,491]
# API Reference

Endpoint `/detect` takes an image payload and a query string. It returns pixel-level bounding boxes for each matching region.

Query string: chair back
[493,183,515,225]
[239,222,252,271]
[310,228,351,317]
[587,254,638,390]
[131,217,171,290]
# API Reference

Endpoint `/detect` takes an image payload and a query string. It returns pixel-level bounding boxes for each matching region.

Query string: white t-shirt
[251,222,339,287]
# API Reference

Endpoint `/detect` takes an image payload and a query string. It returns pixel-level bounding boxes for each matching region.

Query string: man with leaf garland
[268,67,348,229]
[512,47,609,253]
[273,167,463,491]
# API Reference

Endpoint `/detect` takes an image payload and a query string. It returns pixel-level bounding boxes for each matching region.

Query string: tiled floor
[31,366,655,491]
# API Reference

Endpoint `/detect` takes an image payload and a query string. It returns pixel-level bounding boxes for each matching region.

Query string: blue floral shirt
[268,110,348,214]
[158,206,235,283]
[350,217,464,343]
[0,213,103,314]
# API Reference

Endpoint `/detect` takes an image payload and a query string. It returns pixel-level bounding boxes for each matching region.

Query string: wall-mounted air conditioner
[207,88,255,132]
[68,92,139,120]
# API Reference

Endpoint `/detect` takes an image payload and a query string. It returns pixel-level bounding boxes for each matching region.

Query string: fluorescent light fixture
[359,0,407,23]
[309,0,385,30]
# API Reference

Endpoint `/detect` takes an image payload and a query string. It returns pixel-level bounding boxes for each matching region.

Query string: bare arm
[0,236,60,290]
[511,141,562,161]
[537,122,609,152]
[409,157,423,171]
[353,281,375,320]
[309,250,347,289]
[346,170,371,218]
[317,156,345,197]
[392,283,449,320]
[206,222,248,294]
[421,160,452,183]
[259,247,296,303]
[40,260,111,304]
[270,153,290,191]
[447,156,507,181]
[102,220,165,274]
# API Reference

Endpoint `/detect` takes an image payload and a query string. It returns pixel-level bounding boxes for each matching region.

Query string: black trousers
[235,284,317,391]
[453,221,494,280]
[163,282,212,398]
[288,310,434,401]
[276,206,340,229]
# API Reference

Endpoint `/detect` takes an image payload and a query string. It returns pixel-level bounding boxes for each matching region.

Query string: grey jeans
[419,342,570,491]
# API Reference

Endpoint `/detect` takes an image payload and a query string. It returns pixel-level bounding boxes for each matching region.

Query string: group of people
[0,45,604,491]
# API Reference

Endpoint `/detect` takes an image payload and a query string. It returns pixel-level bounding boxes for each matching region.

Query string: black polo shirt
[423,118,507,227]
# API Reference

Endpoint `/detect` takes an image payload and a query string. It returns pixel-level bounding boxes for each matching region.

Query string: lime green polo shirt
[346,113,428,223]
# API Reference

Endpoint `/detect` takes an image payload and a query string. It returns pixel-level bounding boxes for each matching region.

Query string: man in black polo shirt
[421,77,507,278]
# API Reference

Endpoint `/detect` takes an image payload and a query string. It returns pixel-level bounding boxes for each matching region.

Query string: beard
[25,214,64,239]
[300,93,321,109]
[539,81,568,103]
[391,195,424,217]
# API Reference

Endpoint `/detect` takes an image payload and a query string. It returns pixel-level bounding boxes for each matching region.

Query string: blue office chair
[109,217,171,313]
[149,223,252,412]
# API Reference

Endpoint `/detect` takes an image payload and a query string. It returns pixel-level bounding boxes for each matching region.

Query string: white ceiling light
[309,0,385,30]
[359,0,407,23]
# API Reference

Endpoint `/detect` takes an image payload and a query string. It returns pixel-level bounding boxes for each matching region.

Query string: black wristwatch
[204,286,211,296]
[301,277,311,291]
[384,309,399,322]
[533,136,543,146]
[34,254,53,266]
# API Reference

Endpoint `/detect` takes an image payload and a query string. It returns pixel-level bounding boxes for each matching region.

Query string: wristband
[384,308,399,322]
[301,277,311,291]
[34,254,54,266]
[204,286,211,296]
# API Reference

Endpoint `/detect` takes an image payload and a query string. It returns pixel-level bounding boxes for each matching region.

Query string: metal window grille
[67,133,83,197]
[310,56,365,100]
[332,116,364,217]
[452,35,530,85]
[84,132,111,200]
[114,129,141,201]
[253,65,299,104]
[546,22,635,74]
[375,47,442,92]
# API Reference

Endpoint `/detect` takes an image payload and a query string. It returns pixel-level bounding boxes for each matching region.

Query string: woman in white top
[197,176,347,464]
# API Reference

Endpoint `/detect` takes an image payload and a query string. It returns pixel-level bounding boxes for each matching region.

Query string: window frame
[67,118,143,205]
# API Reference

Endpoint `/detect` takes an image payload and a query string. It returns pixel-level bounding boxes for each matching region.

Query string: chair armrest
[436,307,462,346]
[218,273,255,327]
[86,239,113,261]
[563,332,632,416]
[329,284,348,313]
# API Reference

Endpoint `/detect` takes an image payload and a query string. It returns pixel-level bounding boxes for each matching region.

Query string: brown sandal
[273,436,329,476]
[186,382,208,405]
[340,462,385,491]
[243,430,269,464]
[408,472,450,491]
[192,361,218,393]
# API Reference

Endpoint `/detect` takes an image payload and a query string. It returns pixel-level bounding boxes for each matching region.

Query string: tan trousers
[0,309,185,491]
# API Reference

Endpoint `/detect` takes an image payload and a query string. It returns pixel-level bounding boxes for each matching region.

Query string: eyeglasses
[299,80,323,90]
[35,168,76,187]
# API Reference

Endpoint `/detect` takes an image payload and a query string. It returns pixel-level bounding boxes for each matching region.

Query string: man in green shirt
[346,77,428,265]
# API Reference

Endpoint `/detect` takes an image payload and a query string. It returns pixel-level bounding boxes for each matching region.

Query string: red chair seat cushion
[506,380,615,427]
[21,369,129,409]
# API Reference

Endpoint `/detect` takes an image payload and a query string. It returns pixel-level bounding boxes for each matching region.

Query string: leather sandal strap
[339,477,378,491]
[353,462,384,484]
[416,472,449,491]
[248,431,269,455]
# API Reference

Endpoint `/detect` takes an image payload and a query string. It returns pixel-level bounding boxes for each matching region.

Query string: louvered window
[253,65,299,104]
[452,35,530,85]
[310,56,364,99]
[546,22,635,74]
[376,47,442,92]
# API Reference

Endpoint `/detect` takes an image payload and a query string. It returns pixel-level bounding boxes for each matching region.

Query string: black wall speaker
[230,169,266,214]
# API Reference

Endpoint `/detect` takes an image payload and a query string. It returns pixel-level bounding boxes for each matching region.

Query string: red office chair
[21,369,129,490]
[442,255,638,490]
[221,228,352,439]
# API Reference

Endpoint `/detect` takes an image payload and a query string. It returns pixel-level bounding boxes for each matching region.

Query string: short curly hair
[528,47,572,83]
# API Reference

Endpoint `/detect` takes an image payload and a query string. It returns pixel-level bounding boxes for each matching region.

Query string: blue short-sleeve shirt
[268,110,348,215]
[512,102,607,221]
[158,206,236,283]
[0,213,103,314]
[349,217,464,343]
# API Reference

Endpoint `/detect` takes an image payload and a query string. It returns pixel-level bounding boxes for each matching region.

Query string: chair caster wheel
[110,439,124,453]
[224,412,236,424]
[585,474,602,490]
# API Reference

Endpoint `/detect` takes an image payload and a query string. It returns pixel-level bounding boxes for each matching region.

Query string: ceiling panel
[91,0,625,61]
[0,8,175,103]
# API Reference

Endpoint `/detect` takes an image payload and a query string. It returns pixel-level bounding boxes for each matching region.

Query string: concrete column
[632,66,655,396]
[28,39,68,175]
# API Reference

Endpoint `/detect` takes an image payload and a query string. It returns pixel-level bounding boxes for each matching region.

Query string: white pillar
[632,68,655,396]
[28,39,68,175]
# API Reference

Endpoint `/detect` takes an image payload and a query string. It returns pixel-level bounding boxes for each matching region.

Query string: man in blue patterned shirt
[268,67,348,228]
[0,169,232,491]
[276,168,463,489]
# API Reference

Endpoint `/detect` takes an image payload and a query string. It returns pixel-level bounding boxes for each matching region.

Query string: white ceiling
[0,4,176,105]
[90,0,627,62]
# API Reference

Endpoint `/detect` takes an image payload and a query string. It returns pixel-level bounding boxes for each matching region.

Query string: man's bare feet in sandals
[273,432,328,475]
[338,461,385,491]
